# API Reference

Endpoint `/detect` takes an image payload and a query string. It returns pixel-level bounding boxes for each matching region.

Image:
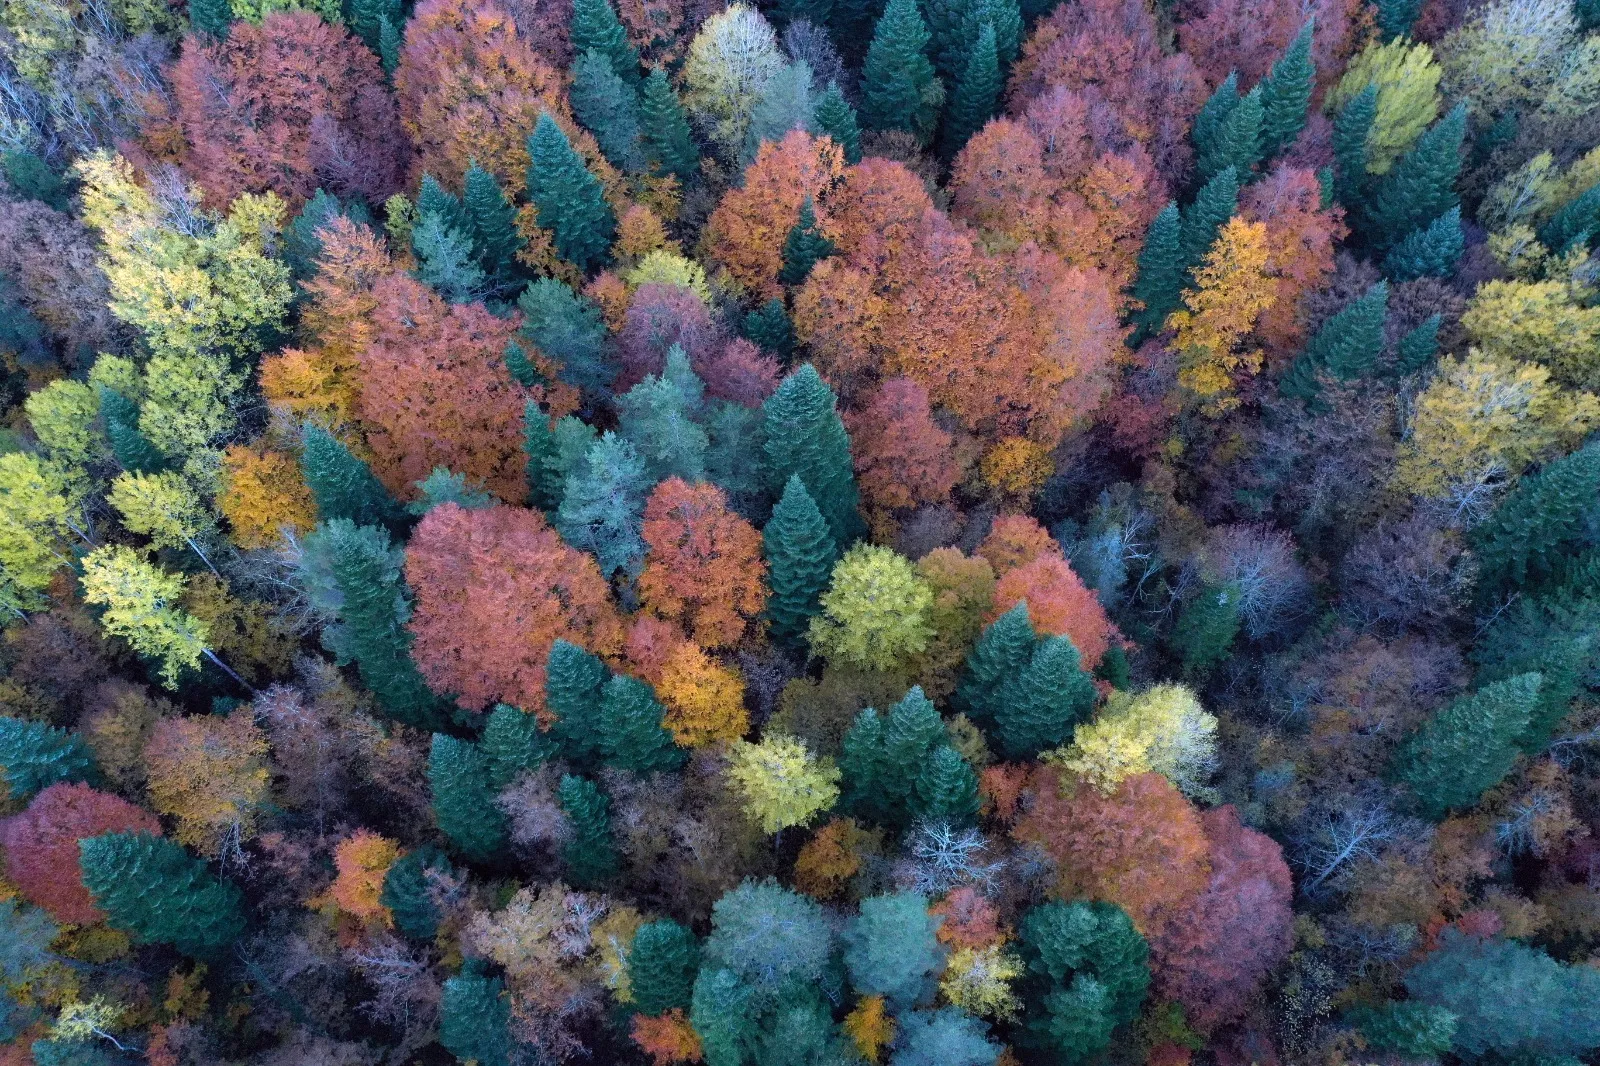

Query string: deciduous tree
[0,782,161,923]
[640,478,767,647]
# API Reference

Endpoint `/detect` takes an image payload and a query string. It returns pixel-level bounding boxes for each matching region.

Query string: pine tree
[598,675,687,774]
[859,0,943,145]
[546,639,612,768]
[300,425,406,533]
[189,0,232,37]
[1360,104,1466,251]
[1539,182,1600,256]
[1167,582,1240,676]
[779,198,836,286]
[744,297,797,358]
[380,845,453,941]
[482,703,558,789]
[1472,441,1600,594]
[0,717,97,803]
[569,0,642,85]
[956,602,1038,724]
[1383,206,1463,280]
[572,50,647,174]
[814,81,863,165]
[762,364,863,546]
[556,431,649,577]
[763,474,839,644]
[1393,674,1540,820]
[428,734,510,863]
[1332,83,1377,207]
[1178,166,1240,280]
[440,970,513,1066]
[993,635,1097,760]
[99,388,167,474]
[559,774,619,888]
[347,0,401,51]
[1258,21,1314,157]
[1374,0,1423,40]
[1193,76,1263,183]
[640,68,700,179]
[463,161,523,277]
[526,112,617,273]
[1129,201,1183,338]
[1395,312,1441,373]
[629,918,701,1015]
[912,744,979,826]
[940,22,1000,160]
[78,832,245,958]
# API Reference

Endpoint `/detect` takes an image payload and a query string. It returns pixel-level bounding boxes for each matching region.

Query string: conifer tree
[1178,166,1239,281]
[99,388,167,474]
[839,687,949,826]
[762,365,862,546]
[1395,313,1441,373]
[1258,21,1315,157]
[189,0,232,37]
[1282,281,1388,398]
[411,211,486,303]
[1393,674,1540,820]
[300,425,405,533]
[572,50,647,174]
[940,22,1000,160]
[556,431,649,578]
[1374,0,1423,40]
[526,113,617,273]
[744,298,797,358]
[1129,201,1183,338]
[1539,182,1600,256]
[505,340,543,390]
[913,744,980,826]
[482,703,557,789]
[78,832,245,958]
[956,602,1038,724]
[417,173,470,237]
[814,82,863,165]
[1332,83,1377,207]
[524,406,565,511]
[956,0,1020,73]
[1193,76,1263,183]
[629,918,701,1015]
[1167,582,1240,677]
[518,277,615,399]
[777,0,834,25]
[617,346,709,483]
[779,198,836,286]
[640,68,700,179]
[859,0,943,145]
[428,734,510,863]
[1472,441,1600,594]
[1360,104,1466,250]
[440,970,513,1066]
[378,15,402,75]
[0,718,97,803]
[569,0,642,85]
[763,475,839,644]
[380,845,453,941]
[1382,206,1463,280]
[598,675,687,774]
[348,0,401,51]
[463,161,523,277]
[546,639,612,768]
[559,774,619,888]
[1017,900,1150,1061]
[992,635,1097,760]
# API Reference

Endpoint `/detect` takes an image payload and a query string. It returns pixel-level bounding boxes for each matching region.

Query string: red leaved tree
[0,782,161,923]
[1176,0,1360,99]
[992,553,1117,671]
[616,283,727,390]
[638,478,768,648]
[845,378,958,528]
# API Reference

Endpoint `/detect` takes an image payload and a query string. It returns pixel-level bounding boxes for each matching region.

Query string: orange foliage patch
[632,1009,703,1065]
[219,443,316,549]
[706,131,844,301]
[639,479,767,648]
[656,642,748,748]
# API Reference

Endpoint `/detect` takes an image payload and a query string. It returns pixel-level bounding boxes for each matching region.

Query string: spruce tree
[859,0,942,145]
[1393,674,1540,820]
[1374,0,1423,40]
[1178,166,1239,280]
[378,15,402,75]
[1017,900,1150,1059]
[839,706,892,822]
[957,0,1021,73]
[1129,201,1183,339]
[482,703,558,789]
[429,734,510,863]
[1383,206,1463,280]
[380,845,453,941]
[1308,280,1389,381]
[189,0,232,37]
[1472,441,1600,594]
[923,0,969,81]
[463,161,523,276]
[0,717,97,803]
[840,686,951,827]
[629,918,701,1015]
[440,970,513,1066]
[558,774,619,888]
[814,81,863,165]
[525,404,564,510]
[763,474,840,644]
[571,50,647,174]
[556,431,649,577]
[546,639,612,768]
[762,364,863,546]
[940,22,1000,160]
[912,744,980,826]
[1193,75,1263,183]
[300,425,405,532]
[569,0,641,85]
[956,602,1038,724]
[640,68,700,179]
[518,276,615,398]
[526,112,616,272]
[1395,312,1441,373]
[347,0,401,51]
[1258,21,1314,157]
[598,675,687,774]
[1360,103,1466,250]
[78,832,245,958]
[744,297,797,358]
[417,173,470,236]
[1332,83,1377,207]
[1539,182,1600,256]
[779,198,836,286]
[99,388,167,474]
[992,635,1097,760]
[1167,582,1240,677]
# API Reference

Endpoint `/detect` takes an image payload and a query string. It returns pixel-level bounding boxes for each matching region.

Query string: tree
[762,475,839,645]
[840,686,953,826]
[219,443,316,550]
[189,0,232,35]
[744,60,818,162]
[640,479,768,647]
[846,379,959,527]
[1352,1002,1457,1058]
[630,919,702,1015]
[1282,281,1389,399]
[325,830,401,926]
[0,717,96,804]
[1192,76,1263,183]
[657,642,749,747]
[725,734,841,833]
[707,131,844,301]
[429,733,510,862]
[100,388,167,476]
[144,709,271,856]
[1327,39,1442,175]
[940,23,1000,159]
[546,638,612,765]
[1461,278,1600,393]
[464,161,524,277]
[0,783,160,923]
[1382,206,1462,281]
[1258,21,1314,157]
[814,82,862,164]
[1178,167,1240,281]
[810,544,934,671]
[1166,584,1240,677]
[78,832,245,958]
[1129,202,1184,338]
[640,67,700,179]
[992,636,1098,760]
[991,553,1117,674]
[1016,900,1150,1064]
[956,603,1037,725]
[557,432,652,579]
[79,547,212,689]
[890,1008,1001,1066]
[571,0,642,84]
[1358,104,1466,250]
[598,675,687,773]
[1167,216,1276,411]
[859,0,942,144]
[527,112,617,272]
[482,703,558,788]
[559,773,620,887]
[382,845,454,940]
[763,364,862,545]
[744,298,797,359]
[618,350,710,484]
[915,746,981,827]
[1472,441,1600,594]
[440,970,513,1066]
[300,426,404,532]
[843,892,943,1009]
[779,198,836,287]
[682,4,785,156]
[572,50,647,174]
[1332,83,1377,205]
[107,471,217,573]
[703,879,834,993]
[519,276,615,400]
[1392,674,1539,820]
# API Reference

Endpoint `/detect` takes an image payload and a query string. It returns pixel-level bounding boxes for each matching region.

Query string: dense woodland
[0,0,1599,1060]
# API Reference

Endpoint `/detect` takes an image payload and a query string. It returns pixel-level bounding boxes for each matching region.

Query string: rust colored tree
[0,781,161,923]
[1240,165,1346,360]
[992,553,1117,671]
[1176,0,1358,95]
[638,478,768,648]
[844,378,958,531]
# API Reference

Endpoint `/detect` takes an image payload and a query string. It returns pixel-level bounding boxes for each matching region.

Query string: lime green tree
[808,544,934,671]
[725,733,840,833]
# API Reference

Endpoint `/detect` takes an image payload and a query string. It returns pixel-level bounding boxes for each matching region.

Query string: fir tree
[1332,83,1377,207]
[1374,0,1423,40]
[762,364,863,546]
[411,211,486,302]
[859,0,943,145]
[569,0,642,85]
[1383,206,1463,280]
[1539,182,1600,256]
[1360,104,1466,251]
[1473,587,1600,752]
[629,918,701,1015]
[1178,166,1240,281]
[1129,201,1183,339]
[1193,76,1263,183]
[839,686,949,826]
[1352,1002,1457,1058]
[429,734,510,863]
[1167,582,1240,677]
[99,388,167,474]
[559,774,620,888]
[598,675,687,774]
[380,845,453,941]
[189,0,232,37]
[617,346,709,483]
[940,22,1000,160]
[1395,312,1441,373]
[956,0,1021,73]
[526,112,616,272]
[482,703,557,789]
[814,81,863,165]
[777,0,833,25]
[440,970,513,1066]
[505,339,544,389]
[556,431,649,578]
[923,0,970,81]
[1393,674,1540,820]
[779,198,836,286]
[1017,900,1150,1061]
[300,425,406,533]
[524,405,564,511]
[546,639,612,768]
[640,68,700,179]
[1258,21,1314,157]
[518,276,615,399]
[956,602,1038,724]
[993,635,1097,760]
[1310,280,1389,380]
[1472,441,1600,595]
[417,173,470,236]
[463,161,523,277]
[378,15,402,76]
[744,297,797,358]
[912,744,980,826]
[347,0,401,51]
[78,832,245,958]
[763,474,840,644]
[0,717,97,803]
[705,400,766,509]
[572,50,647,174]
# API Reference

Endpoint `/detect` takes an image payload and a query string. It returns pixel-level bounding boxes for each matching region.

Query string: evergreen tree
[378,15,402,76]
[691,966,758,1066]
[744,298,796,358]
[283,189,346,281]
[526,112,616,272]
[598,675,687,773]
[842,891,944,1009]
[1258,21,1314,157]
[189,0,232,37]
[1383,206,1463,280]
[955,602,1038,724]
[779,198,836,286]
[546,639,612,768]
[940,22,1000,160]
[518,276,615,399]
[1539,182,1600,256]
[1129,201,1183,338]
[411,211,486,302]
[628,919,702,1015]
[777,0,833,25]
[556,431,649,578]
[347,0,401,51]
[0,717,97,803]
[993,635,1097,760]
[569,0,641,85]
[1351,1002,1457,1058]
[1283,281,1388,398]
[1167,582,1240,677]
[463,161,523,277]
[1193,76,1263,183]
[640,68,700,179]
[859,0,943,145]
[525,405,564,511]
[78,832,245,958]
[99,388,167,474]
[380,845,453,941]
[1474,589,1600,752]
[745,61,818,163]
[505,339,544,390]
[1017,900,1150,1062]
[429,734,510,863]
[558,774,620,888]
[439,970,513,1066]
[1392,674,1540,820]
[912,744,979,826]
[762,364,863,546]
[617,346,709,482]
[1472,441,1600,594]
[1360,104,1466,251]
[1374,0,1423,40]
[1332,83,1377,207]
[1395,312,1441,373]
[300,425,406,533]
[417,173,470,236]
[763,474,839,644]
[572,50,647,174]
[482,703,558,789]
[956,0,1021,73]
[839,686,949,827]
[814,81,863,165]
[1178,166,1240,281]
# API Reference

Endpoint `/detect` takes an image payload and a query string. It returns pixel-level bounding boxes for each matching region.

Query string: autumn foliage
[219,442,317,549]
[706,131,844,301]
[0,781,161,923]
[639,479,767,648]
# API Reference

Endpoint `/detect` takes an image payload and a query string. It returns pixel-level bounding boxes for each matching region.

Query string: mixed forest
[2,0,1600,1060]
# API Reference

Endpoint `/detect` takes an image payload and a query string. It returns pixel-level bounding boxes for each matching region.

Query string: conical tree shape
[859,0,942,145]
[1195,83,1262,182]
[189,0,232,37]
[505,339,545,389]
[546,639,612,768]
[629,918,701,1016]
[1374,0,1423,40]
[744,297,796,358]
[101,389,168,474]
[640,67,699,179]
[840,706,893,822]
[881,686,945,792]
[1332,83,1376,207]
[572,49,647,174]
[841,685,950,827]
[79,832,245,958]
[779,198,836,286]
[429,734,510,863]
[464,161,523,275]
[1167,582,1240,677]
[764,475,840,643]
[923,0,970,81]
[598,675,687,773]
[1258,21,1314,157]
[569,0,641,85]
[1382,206,1463,280]
[940,21,1000,160]
[1539,182,1600,256]
[911,744,979,825]
[300,425,405,532]
[957,0,1021,73]
[993,635,1097,760]
[1129,201,1183,338]
[1393,673,1539,820]
[378,15,402,75]
[559,774,619,888]
[440,971,513,1066]
[482,703,558,789]
[524,404,565,511]
[0,717,97,802]
[526,112,616,272]
[348,0,401,51]
[814,81,863,165]
[762,365,862,546]
[1395,312,1441,373]
[1307,280,1389,381]
[1178,166,1239,279]
[1191,72,1241,175]
[1360,103,1466,250]
[380,845,453,940]
[417,172,470,235]
[1473,441,1600,593]
[956,601,1037,724]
